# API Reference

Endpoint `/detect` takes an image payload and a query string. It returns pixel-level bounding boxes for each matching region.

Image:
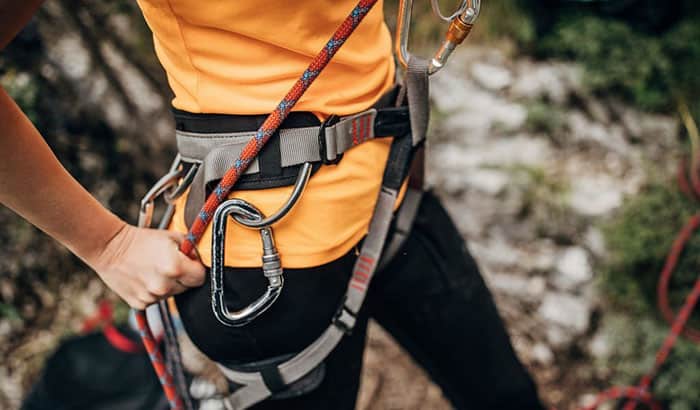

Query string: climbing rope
[133,1,379,408]
[82,300,143,354]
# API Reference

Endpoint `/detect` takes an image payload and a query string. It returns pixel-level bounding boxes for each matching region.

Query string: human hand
[88,224,206,309]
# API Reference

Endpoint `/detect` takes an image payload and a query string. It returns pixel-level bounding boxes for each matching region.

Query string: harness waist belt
[173,90,410,228]
[177,107,409,167]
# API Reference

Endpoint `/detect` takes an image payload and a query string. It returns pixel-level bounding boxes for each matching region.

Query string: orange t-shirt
[136,0,398,268]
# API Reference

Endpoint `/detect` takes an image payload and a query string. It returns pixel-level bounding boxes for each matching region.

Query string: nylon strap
[181,108,400,227]
[406,57,430,147]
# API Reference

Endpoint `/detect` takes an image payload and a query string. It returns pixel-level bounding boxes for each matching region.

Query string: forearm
[0,86,125,264]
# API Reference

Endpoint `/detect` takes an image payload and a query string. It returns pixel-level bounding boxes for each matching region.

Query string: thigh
[176,248,369,410]
[251,310,369,410]
[176,250,356,363]
[369,192,544,410]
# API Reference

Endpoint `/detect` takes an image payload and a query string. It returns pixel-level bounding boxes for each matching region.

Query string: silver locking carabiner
[209,162,312,327]
[211,199,284,327]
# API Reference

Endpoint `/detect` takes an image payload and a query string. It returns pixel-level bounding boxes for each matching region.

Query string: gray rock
[538,292,591,335]
[431,136,552,171]
[584,98,611,125]
[621,106,679,146]
[511,61,582,104]
[527,276,548,298]
[463,169,510,195]
[545,325,575,348]
[552,247,593,291]
[588,330,611,359]
[487,272,545,299]
[432,68,526,139]
[488,272,531,298]
[471,62,513,92]
[468,237,521,269]
[531,342,555,365]
[48,35,91,80]
[567,111,630,154]
[584,227,607,258]
[568,175,623,217]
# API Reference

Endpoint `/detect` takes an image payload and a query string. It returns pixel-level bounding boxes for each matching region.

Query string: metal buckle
[138,154,198,228]
[332,303,357,335]
[318,114,342,165]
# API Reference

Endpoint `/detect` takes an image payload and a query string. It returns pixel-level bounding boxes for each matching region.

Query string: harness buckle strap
[317,114,342,165]
[332,303,357,335]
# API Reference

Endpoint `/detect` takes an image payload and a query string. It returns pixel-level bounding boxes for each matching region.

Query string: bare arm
[0,2,204,308]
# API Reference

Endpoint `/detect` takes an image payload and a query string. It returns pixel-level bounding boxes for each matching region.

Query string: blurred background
[1,0,700,409]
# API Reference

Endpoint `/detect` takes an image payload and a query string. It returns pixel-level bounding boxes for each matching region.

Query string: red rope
[133,1,379,408]
[82,300,143,354]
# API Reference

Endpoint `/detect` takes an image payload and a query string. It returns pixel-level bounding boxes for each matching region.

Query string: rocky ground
[0,20,682,409]
[356,47,680,410]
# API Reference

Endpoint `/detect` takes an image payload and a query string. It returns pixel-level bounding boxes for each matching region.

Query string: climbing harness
[132,1,481,409]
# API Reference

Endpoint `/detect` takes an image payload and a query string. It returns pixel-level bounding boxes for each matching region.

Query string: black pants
[176,192,544,409]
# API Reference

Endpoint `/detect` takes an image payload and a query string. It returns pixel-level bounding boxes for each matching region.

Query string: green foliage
[599,313,700,410]
[0,303,21,322]
[525,100,566,136]
[602,183,700,316]
[112,301,131,326]
[540,13,700,116]
[472,0,535,46]
[1,70,39,122]
[600,182,700,408]
[541,16,670,110]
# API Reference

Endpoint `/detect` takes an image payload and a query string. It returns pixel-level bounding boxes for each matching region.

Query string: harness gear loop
[396,0,481,74]
[211,199,284,327]
[138,166,182,228]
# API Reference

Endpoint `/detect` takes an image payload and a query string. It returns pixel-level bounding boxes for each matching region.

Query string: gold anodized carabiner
[396,0,481,75]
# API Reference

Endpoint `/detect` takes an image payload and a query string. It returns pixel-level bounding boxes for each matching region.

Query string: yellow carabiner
[396,0,481,75]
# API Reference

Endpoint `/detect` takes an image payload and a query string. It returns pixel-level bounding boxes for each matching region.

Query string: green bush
[600,181,700,408]
[541,16,670,110]
[602,182,700,319]
[599,313,700,410]
[540,13,700,117]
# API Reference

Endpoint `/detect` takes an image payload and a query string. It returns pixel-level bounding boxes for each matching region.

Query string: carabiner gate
[396,0,481,75]
[211,200,284,327]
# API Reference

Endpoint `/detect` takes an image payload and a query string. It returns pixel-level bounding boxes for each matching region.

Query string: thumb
[176,251,206,287]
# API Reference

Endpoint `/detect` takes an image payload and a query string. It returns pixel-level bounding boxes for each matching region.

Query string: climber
[0,1,544,408]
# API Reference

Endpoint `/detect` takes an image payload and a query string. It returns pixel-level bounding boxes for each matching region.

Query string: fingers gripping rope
[133,1,379,409]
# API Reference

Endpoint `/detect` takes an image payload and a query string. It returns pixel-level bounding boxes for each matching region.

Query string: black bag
[21,327,169,410]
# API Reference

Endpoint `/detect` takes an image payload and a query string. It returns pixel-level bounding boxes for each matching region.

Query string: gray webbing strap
[218,186,399,410]
[406,57,430,147]
[377,187,423,272]
[180,109,378,226]
[176,109,377,164]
